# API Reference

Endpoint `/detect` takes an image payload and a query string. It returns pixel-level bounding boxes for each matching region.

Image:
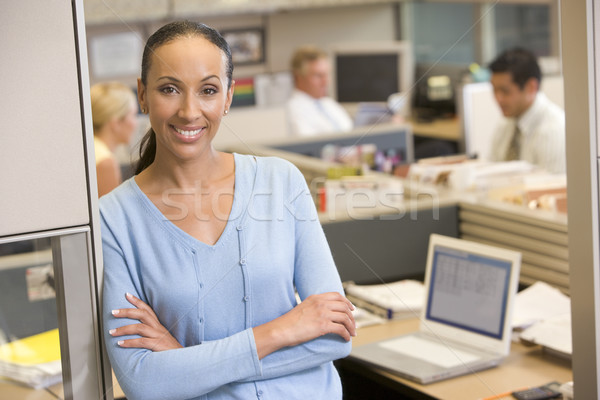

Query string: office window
[494,4,552,57]
[410,3,476,65]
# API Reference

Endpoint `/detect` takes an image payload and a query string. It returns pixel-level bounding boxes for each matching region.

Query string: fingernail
[117,340,124,346]
[109,329,116,335]
[126,292,133,299]
[112,309,119,315]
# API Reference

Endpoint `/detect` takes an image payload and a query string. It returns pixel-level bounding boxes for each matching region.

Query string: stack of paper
[512,281,571,330]
[512,281,572,359]
[344,280,425,320]
[520,313,572,359]
[0,328,62,389]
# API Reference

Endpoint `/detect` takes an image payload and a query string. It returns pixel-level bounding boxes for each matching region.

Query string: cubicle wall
[323,205,459,284]
[0,1,111,398]
[458,201,569,293]
[227,123,414,185]
[270,123,414,164]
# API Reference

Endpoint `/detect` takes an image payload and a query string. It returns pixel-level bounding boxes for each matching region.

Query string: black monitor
[330,41,414,107]
[335,54,399,102]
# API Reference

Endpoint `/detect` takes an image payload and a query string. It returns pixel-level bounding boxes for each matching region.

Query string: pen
[478,387,528,400]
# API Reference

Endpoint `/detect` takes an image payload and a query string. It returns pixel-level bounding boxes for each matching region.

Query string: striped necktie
[505,124,521,161]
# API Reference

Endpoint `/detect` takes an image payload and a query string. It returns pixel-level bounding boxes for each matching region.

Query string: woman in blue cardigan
[100,21,356,400]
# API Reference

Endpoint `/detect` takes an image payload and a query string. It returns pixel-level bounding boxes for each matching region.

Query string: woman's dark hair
[488,47,542,90]
[135,21,234,174]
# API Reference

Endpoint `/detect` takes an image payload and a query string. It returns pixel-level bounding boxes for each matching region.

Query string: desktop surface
[409,117,461,142]
[0,370,125,400]
[339,318,572,400]
[1,319,571,400]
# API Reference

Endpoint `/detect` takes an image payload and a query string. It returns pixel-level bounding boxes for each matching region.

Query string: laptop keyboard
[378,335,482,368]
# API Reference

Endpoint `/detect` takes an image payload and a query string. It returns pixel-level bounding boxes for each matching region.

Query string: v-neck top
[129,153,248,250]
[99,153,351,400]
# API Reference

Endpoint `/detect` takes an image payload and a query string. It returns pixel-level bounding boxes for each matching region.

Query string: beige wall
[85,3,398,85]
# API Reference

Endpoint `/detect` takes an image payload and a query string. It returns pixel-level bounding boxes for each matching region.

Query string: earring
[141,108,146,114]
[224,109,229,116]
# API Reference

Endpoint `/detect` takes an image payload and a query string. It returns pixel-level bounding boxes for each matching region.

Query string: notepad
[0,329,60,365]
[0,328,62,389]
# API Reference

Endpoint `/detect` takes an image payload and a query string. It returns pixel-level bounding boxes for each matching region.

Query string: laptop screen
[425,244,512,340]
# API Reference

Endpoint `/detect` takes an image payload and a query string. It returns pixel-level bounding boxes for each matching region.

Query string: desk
[0,371,125,400]
[336,319,572,400]
[409,118,462,143]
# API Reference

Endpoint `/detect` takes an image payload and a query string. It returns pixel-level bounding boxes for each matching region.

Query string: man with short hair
[488,47,566,173]
[286,46,353,137]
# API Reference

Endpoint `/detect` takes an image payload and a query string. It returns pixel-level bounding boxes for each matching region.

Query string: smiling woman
[99,21,355,400]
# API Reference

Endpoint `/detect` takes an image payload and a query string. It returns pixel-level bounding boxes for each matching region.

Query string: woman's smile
[172,125,205,139]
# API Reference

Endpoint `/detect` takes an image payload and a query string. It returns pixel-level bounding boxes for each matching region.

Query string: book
[344,280,425,320]
[0,328,62,389]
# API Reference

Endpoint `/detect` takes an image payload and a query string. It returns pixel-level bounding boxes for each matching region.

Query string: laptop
[350,234,521,384]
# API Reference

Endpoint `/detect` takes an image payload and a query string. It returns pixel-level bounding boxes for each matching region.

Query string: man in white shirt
[488,48,566,174]
[286,46,353,137]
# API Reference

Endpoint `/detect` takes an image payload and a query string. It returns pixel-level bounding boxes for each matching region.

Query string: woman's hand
[253,292,356,359]
[109,292,183,352]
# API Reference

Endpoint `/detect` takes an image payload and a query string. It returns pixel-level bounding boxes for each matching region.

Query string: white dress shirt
[286,89,353,137]
[489,92,566,173]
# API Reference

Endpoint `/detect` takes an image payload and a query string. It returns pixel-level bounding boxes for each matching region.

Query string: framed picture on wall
[89,31,142,79]
[221,28,265,65]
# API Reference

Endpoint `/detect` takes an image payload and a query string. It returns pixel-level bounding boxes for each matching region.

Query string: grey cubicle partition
[0,1,111,398]
[271,123,414,165]
[323,205,458,284]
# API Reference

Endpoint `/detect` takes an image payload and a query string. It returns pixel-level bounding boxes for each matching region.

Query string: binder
[344,280,425,320]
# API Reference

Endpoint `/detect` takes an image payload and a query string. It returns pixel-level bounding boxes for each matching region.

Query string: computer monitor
[330,41,414,107]
[412,62,467,121]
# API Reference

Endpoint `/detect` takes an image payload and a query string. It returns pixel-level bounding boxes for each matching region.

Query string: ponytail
[135,129,157,174]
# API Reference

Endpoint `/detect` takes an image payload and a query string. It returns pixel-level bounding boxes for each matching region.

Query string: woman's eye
[202,87,217,95]
[160,86,178,95]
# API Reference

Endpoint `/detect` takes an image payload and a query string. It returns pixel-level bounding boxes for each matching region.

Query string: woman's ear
[137,78,147,113]
[225,80,235,111]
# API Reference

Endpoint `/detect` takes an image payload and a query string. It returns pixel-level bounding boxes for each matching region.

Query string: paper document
[345,280,425,319]
[352,307,387,328]
[512,281,571,330]
[520,313,572,358]
[0,328,62,389]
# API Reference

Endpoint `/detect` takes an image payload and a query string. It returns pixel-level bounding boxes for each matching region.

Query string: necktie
[505,124,521,161]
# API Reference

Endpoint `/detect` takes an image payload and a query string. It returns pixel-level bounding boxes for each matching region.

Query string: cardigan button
[240,258,246,265]
[236,225,243,231]
[243,296,250,302]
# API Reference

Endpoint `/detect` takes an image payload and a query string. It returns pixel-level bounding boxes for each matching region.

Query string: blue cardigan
[100,153,352,400]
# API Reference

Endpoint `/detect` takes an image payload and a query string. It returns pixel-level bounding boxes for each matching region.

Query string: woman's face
[138,36,234,162]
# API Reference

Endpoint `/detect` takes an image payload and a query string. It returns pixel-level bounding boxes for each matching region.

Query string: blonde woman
[91,82,139,197]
